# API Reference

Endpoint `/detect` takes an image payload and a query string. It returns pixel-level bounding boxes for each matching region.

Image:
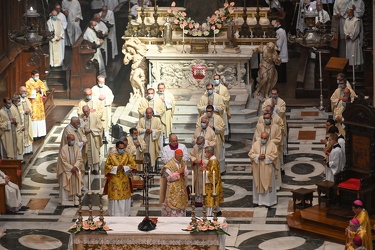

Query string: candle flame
[30,7,33,10]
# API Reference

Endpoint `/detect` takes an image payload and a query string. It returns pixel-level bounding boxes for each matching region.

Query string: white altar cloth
[68,216,227,250]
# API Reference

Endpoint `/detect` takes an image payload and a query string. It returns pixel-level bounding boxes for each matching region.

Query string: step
[53,90,69,99]
[299,207,348,231]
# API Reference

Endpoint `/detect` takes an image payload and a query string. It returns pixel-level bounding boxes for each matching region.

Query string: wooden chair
[333,100,375,215]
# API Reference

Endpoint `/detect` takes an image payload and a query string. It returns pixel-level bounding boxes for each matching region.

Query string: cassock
[104,150,137,216]
[326,143,344,182]
[138,98,166,119]
[344,16,363,66]
[330,83,356,113]
[136,116,163,166]
[95,21,109,65]
[25,78,47,137]
[190,143,209,201]
[80,113,103,167]
[83,27,106,77]
[47,17,65,67]
[18,96,33,154]
[354,210,373,250]
[156,91,175,138]
[91,85,114,134]
[160,158,189,217]
[249,140,278,206]
[78,98,104,120]
[56,144,84,206]
[60,124,88,163]
[197,93,225,118]
[62,0,82,45]
[197,113,226,173]
[0,170,22,212]
[0,106,22,159]
[334,100,346,137]
[99,9,118,59]
[204,155,224,215]
[160,143,190,164]
[192,127,216,148]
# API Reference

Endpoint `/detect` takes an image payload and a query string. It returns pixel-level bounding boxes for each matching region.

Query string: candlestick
[182,26,185,43]
[191,170,195,194]
[128,0,131,11]
[213,28,216,43]
[99,169,102,193]
[78,170,82,195]
[213,170,216,195]
[88,170,91,194]
[202,170,206,195]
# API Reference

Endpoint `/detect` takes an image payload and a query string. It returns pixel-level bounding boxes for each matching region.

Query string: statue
[253,42,281,100]
[123,38,148,99]
[223,17,241,53]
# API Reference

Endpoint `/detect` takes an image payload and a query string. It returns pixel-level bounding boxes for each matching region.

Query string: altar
[68,217,227,250]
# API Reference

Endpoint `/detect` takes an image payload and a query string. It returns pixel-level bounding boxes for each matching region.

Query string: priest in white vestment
[136,108,163,168]
[57,134,84,206]
[47,10,65,67]
[80,105,103,174]
[83,21,106,77]
[93,13,109,65]
[333,0,352,57]
[344,8,363,67]
[92,75,114,138]
[99,6,118,59]
[197,83,225,119]
[0,170,26,212]
[62,0,82,45]
[197,105,226,173]
[138,88,165,120]
[325,133,344,181]
[77,88,104,120]
[315,1,330,25]
[330,73,356,113]
[156,83,175,138]
[104,0,119,11]
[248,132,278,207]
[192,116,216,148]
[334,96,349,138]
[160,134,189,164]
[54,3,68,30]
[18,86,33,154]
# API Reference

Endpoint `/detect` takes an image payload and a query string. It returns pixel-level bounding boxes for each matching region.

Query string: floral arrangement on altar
[183,220,230,235]
[167,1,235,37]
[68,220,110,234]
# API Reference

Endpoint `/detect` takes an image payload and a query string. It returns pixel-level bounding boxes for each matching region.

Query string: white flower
[197,30,202,36]
[202,23,207,28]
[203,31,210,36]
[192,31,198,36]
[194,23,200,29]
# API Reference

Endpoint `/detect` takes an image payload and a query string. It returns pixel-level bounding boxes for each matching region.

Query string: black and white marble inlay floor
[0,107,344,250]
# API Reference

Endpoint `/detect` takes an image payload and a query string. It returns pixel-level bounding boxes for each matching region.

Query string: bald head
[261,132,269,140]
[83,105,90,116]
[169,134,178,147]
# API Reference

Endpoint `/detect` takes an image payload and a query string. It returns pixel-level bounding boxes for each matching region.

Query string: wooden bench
[0,160,23,214]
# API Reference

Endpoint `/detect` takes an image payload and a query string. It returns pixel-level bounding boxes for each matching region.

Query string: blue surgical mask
[21,93,27,98]
[342,102,347,108]
[98,83,104,88]
[214,79,220,85]
[34,77,39,81]
[207,90,213,95]
[261,139,267,145]
[198,144,204,149]
[337,80,340,84]
[132,136,138,140]
[5,104,11,109]
[264,118,271,125]
[201,123,207,129]
[86,95,92,101]
[69,140,75,146]
[271,94,278,99]
[339,84,345,89]
[52,16,57,21]
[118,148,125,154]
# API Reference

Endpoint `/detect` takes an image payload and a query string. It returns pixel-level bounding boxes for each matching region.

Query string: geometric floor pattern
[0,107,345,250]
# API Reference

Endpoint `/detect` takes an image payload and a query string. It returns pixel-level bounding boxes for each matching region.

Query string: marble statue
[123,38,148,99]
[253,42,281,100]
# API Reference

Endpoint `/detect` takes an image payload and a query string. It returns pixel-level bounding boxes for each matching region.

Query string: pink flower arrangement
[68,220,111,234]
[182,219,230,235]
[167,1,235,37]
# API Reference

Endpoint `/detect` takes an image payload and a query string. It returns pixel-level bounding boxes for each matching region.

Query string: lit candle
[213,27,216,43]
[182,25,185,43]
[202,170,206,195]
[99,170,102,193]
[88,170,91,194]
[191,170,195,195]
[78,170,82,195]
[213,170,216,195]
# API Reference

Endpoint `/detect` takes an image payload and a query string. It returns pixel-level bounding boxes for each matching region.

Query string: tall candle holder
[181,40,187,53]
[190,193,197,226]
[76,193,84,228]
[98,193,106,226]
[202,193,208,223]
[139,6,147,37]
[212,41,217,54]
[212,193,218,222]
[87,192,94,223]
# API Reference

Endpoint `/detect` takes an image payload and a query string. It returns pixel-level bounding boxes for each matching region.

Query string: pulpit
[333,99,375,215]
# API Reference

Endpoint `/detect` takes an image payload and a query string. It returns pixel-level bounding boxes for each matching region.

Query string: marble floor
[0,106,345,250]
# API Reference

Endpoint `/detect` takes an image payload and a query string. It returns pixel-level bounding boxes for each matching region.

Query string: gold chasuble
[205,157,224,207]
[354,210,373,250]
[25,78,46,121]
[162,158,188,210]
[105,152,137,200]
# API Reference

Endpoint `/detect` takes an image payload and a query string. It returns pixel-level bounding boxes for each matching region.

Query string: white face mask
[147,94,154,100]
